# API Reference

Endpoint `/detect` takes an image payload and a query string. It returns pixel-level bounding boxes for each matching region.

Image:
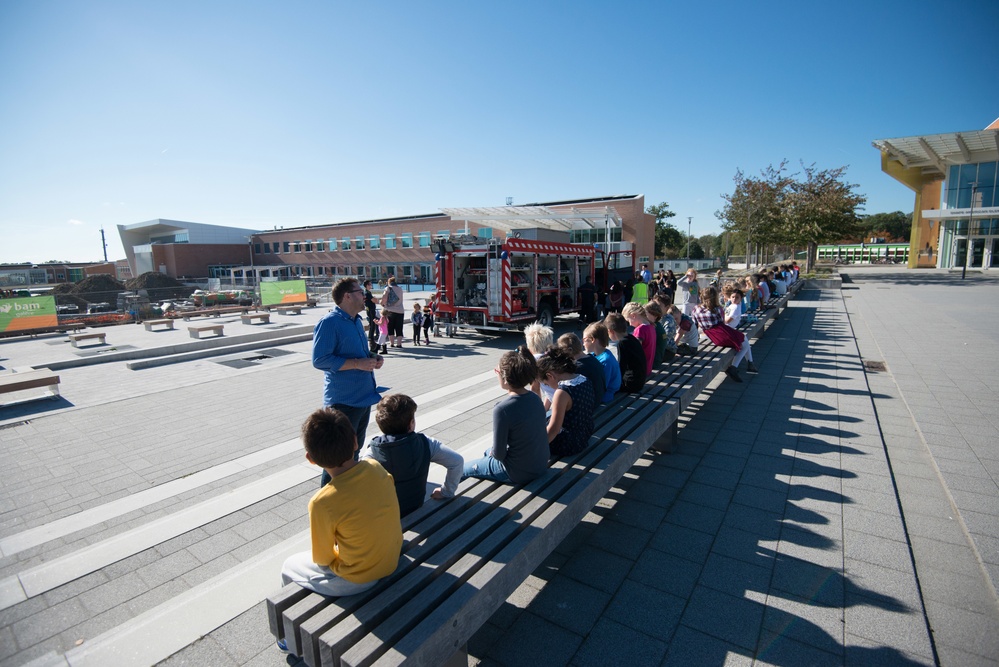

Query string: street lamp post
[963,182,978,280]
[687,217,692,263]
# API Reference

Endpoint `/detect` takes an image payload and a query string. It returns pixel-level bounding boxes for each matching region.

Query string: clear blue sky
[2,0,998,264]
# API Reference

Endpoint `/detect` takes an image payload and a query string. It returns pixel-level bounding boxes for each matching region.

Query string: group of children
[278,265,797,624]
[370,299,436,353]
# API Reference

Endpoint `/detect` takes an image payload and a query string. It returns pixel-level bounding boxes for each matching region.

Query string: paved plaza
[1,270,997,666]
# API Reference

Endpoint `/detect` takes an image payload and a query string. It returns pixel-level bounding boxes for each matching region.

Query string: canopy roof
[440,205,623,234]
[873,129,999,178]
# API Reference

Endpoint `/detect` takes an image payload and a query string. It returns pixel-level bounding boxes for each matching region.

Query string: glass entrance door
[970,239,985,267]
[991,239,999,268]
[955,239,968,267]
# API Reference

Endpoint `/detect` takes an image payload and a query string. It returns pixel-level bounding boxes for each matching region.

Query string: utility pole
[100,227,108,262]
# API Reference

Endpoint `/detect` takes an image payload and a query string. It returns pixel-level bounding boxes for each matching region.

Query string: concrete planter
[802,276,843,290]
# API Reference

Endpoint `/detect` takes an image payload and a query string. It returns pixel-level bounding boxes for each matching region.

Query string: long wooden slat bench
[266,284,798,666]
[0,369,61,405]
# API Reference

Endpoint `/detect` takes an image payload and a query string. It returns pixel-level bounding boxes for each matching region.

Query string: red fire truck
[432,235,634,333]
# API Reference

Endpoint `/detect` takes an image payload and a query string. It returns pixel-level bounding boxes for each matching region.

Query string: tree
[858,211,912,242]
[718,162,794,268]
[697,233,723,257]
[646,202,680,259]
[687,238,705,260]
[784,163,867,272]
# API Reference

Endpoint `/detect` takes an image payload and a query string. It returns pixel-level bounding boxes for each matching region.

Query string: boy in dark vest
[363,394,464,516]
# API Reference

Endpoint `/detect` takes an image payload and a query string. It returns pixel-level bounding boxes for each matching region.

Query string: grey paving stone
[486,612,582,667]
[572,617,667,666]
[770,553,844,608]
[843,529,914,573]
[731,483,787,515]
[660,624,754,667]
[680,585,765,652]
[678,481,734,512]
[602,578,684,642]
[843,593,934,661]
[923,599,999,662]
[629,547,702,599]
[647,521,716,564]
[664,500,725,536]
[606,496,668,532]
[557,544,632,595]
[157,635,242,667]
[699,551,773,598]
[755,628,842,666]
[75,570,150,615]
[580,517,651,560]
[525,574,610,636]
[12,597,89,649]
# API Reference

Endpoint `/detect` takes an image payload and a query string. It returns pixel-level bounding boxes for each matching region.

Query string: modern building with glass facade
[873,118,999,270]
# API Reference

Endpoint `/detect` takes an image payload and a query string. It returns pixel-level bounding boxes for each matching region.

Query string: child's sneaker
[746,362,759,374]
[725,366,743,383]
[276,638,289,653]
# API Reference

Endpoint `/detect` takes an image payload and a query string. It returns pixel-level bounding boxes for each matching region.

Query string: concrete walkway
[468,270,999,667]
[1,274,997,666]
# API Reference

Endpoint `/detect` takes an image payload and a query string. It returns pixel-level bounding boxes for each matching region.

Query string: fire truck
[432,235,634,333]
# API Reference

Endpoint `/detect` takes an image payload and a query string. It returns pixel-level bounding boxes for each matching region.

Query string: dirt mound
[76,274,126,293]
[125,272,195,301]
[126,272,185,290]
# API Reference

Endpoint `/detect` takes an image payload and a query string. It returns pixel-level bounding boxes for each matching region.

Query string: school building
[117,195,656,284]
[873,117,999,270]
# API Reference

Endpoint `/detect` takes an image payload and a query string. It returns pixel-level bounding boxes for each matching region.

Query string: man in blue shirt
[313,277,385,484]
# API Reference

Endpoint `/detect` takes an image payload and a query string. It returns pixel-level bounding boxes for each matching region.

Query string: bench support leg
[443,644,468,667]
[650,421,678,455]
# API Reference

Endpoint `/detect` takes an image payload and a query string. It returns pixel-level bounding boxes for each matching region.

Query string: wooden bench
[182,306,249,321]
[0,370,61,405]
[240,312,271,325]
[67,332,107,348]
[265,290,797,666]
[143,319,175,332]
[276,305,303,316]
[188,324,224,339]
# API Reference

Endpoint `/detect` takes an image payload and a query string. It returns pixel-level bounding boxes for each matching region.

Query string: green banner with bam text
[0,296,58,333]
[260,280,307,307]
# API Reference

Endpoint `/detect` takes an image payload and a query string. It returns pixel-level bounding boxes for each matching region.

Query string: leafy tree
[697,233,723,257]
[784,163,867,271]
[687,238,705,260]
[646,202,681,259]
[858,211,912,242]
[718,162,794,268]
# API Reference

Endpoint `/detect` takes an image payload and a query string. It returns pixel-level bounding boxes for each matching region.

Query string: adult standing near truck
[313,277,384,486]
[380,276,406,348]
[362,280,378,354]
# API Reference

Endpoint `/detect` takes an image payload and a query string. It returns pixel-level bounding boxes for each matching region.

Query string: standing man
[313,277,385,485]
[577,275,597,324]
[362,279,378,354]
[640,264,652,284]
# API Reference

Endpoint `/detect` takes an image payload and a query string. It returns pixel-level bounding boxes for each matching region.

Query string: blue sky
[2,0,998,264]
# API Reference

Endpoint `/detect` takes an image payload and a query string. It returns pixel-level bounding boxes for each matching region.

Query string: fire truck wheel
[536,303,554,328]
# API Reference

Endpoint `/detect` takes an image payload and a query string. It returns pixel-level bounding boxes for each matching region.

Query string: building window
[253,243,261,254]
[341,238,351,251]
[418,232,431,247]
[315,241,325,252]
[328,238,337,252]
[402,233,413,248]
[303,241,312,252]
[293,243,301,253]
[385,234,397,249]
[354,236,365,250]
[283,241,291,253]
[476,228,493,238]
[369,234,380,249]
